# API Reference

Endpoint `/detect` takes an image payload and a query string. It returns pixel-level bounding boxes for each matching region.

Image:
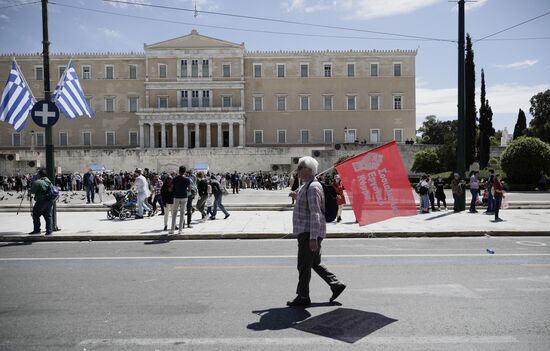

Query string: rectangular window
[300,63,309,78]
[128,96,138,112]
[35,66,43,80]
[35,132,45,147]
[202,90,210,107]
[202,59,209,77]
[253,64,262,78]
[105,65,114,79]
[85,96,92,109]
[254,130,263,144]
[58,66,66,79]
[277,130,287,144]
[59,132,68,146]
[323,95,333,111]
[393,129,403,142]
[181,59,188,77]
[253,96,263,112]
[191,90,199,107]
[300,130,310,144]
[324,63,332,77]
[83,132,92,146]
[159,64,167,78]
[222,64,231,78]
[393,95,402,110]
[82,66,91,80]
[324,129,333,144]
[129,131,138,146]
[158,96,168,108]
[370,95,379,110]
[191,60,199,77]
[128,64,137,79]
[300,96,309,111]
[105,97,115,112]
[277,96,286,111]
[222,96,232,108]
[347,95,356,111]
[12,133,21,146]
[106,131,116,146]
[394,63,402,77]
[370,63,379,77]
[347,63,355,77]
[347,129,357,143]
[277,64,285,78]
[370,129,380,144]
[181,91,188,107]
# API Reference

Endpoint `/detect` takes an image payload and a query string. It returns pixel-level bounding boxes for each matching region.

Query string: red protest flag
[335,141,416,226]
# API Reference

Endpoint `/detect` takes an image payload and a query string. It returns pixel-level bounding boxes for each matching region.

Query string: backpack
[210,181,221,196]
[45,182,60,201]
[306,180,338,223]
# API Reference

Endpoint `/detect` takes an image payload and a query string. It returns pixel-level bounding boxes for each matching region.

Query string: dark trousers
[211,194,229,217]
[32,199,53,233]
[152,194,164,213]
[429,192,436,210]
[494,197,502,220]
[186,196,195,224]
[436,197,446,208]
[86,186,95,203]
[296,233,340,298]
[487,192,494,213]
[470,189,479,211]
[196,194,208,218]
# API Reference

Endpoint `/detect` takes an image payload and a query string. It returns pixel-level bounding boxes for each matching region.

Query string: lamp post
[344,126,348,143]
[30,130,35,151]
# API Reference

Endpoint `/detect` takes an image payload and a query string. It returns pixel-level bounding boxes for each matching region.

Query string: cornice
[245,49,417,57]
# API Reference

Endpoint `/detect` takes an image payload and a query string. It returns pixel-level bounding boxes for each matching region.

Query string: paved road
[1,237,549,350]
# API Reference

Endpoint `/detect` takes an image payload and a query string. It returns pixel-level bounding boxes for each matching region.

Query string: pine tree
[513,108,527,139]
[478,69,494,169]
[465,34,478,167]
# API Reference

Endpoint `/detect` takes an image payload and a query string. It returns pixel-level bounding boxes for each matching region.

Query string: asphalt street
[1,237,549,350]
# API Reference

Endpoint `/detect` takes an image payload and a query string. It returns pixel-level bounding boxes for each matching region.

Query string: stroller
[107,190,137,220]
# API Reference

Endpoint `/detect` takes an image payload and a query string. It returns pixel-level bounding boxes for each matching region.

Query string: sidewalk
[1,207,548,242]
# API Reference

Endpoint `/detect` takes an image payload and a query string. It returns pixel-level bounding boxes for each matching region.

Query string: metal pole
[457,0,466,208]
[41,0,58,230]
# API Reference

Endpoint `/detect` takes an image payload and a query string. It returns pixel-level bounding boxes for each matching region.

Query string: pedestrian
[186,172,197,228]
[332,175,346,222]
[427,175,437,212]
[231,171,240,194]
[133,168,153,219]
[469,171,480,213]
[170,166,190,234]
[209,175,230,220]
[83,169,96,204]
[290,172,299,204]
[286,156,346,307]
[96,174,105,203]
[161,175,174,231]
[28,168,54,235]
[151,174,164,215]
[434,176,447,210]
[451,173,465,212]
[493,174,504,222]
[538,170,548,191]
[484,169,495,214]
[417,175,430,213]
[196,171,208,221]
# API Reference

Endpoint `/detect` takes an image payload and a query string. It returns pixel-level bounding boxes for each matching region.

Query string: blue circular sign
[31,100,59,127]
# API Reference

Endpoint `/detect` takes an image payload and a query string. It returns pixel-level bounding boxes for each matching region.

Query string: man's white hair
[298,156,318,174]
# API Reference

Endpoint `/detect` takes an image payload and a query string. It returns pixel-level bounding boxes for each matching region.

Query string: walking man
[209,175,230,220]
[29,169,54,235]
[170,166,190,234]
[287,156,346,307]
[83,169,96,204]
[134,168,153,219]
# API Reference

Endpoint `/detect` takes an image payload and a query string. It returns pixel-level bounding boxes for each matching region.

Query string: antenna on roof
[194,0,198,18]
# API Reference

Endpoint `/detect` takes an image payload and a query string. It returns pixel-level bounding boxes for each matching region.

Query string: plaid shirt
[293,179,326,240]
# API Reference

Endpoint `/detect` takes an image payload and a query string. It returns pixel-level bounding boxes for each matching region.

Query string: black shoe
[28,230,41,235]
[209,216,216,220]
[163,225,167,231]
[330,284,347,302]
[159,212,165,216]
[45,231,52,236]
[337,216,342,222]
[135,215,144,219]
[286,296,311,307]
[224,214,230,219]
[187,224,192,228]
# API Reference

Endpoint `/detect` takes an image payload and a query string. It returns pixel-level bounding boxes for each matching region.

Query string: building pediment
[145,29,244,50]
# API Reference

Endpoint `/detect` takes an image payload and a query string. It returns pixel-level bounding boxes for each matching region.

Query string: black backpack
[306,180,338,222]
[45,182,60,201]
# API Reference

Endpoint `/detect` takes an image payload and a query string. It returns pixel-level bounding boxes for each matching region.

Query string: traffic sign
[31,100,59,127]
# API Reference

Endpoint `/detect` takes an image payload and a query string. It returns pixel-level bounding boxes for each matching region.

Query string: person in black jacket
[195,172,209,221]
[160,176,174,231]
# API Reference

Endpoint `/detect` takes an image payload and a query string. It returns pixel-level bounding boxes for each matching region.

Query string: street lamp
[344,126,348,143]
[30,130,35,151]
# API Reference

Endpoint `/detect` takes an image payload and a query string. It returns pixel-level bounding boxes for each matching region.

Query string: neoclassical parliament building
[0,30,416,172]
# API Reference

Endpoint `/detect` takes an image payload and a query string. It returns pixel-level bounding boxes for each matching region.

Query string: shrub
[411,148,442,174]
[500,137,550,184]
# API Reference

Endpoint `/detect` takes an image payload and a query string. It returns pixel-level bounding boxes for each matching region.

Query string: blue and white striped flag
[52,63,94,118]
[0,61,34,132]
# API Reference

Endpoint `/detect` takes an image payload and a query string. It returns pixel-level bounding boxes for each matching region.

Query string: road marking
[1,253,550,261]
[173,264,359,270]
[516,241,547,247]
[349,284,480,298]
[490,275,550,283]
[79,335,518,346]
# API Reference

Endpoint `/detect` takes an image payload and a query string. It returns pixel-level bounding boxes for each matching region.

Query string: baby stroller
[107,190,137,220]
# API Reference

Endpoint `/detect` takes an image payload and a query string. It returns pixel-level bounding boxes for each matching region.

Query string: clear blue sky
[1,0,549,134]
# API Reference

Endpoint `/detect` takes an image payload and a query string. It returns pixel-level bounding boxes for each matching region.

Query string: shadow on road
[0,241,32,248]
[247,307,311,331]
[144,236,173,245]
[424,211,456,221]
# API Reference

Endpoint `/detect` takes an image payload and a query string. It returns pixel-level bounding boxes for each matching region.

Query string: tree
[418,115,454,145]
[465,34,478,167]
[513,109,527,139]
[501,137,550,185]
[528,89,550,143]
[478,69,494,169]
[411,149,443,174]
[417,115,458,171]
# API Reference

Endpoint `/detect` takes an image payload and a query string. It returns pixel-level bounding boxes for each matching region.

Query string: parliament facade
[0,30,416,152]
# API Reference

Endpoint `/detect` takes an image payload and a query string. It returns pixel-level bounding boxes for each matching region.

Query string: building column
[161,123,166,148]
[139,123,144,149]
[149,123,155,148]
[217,122,223,147]
[228,122,234,148]
[206,122,211,148]
[172,123,177,148]
[195,123,201,148]
[239,122,245,147]
[183,123,189,148]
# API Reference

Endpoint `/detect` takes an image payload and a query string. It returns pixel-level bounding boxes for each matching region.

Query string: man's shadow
[247,302,341,331]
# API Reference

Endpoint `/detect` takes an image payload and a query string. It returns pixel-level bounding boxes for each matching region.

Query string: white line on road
[78,335,518,346]
[1,253,550,261]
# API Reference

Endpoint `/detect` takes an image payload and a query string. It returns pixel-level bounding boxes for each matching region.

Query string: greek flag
[0,61,34,132]
[52,63,93,118]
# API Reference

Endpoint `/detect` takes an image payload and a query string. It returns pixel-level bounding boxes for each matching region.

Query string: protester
[286,156,346,307]
[28,169,54,235]
[469,171,480,213]
[332,175,346,222]
[170,166,190,234]
[493,174,504,222]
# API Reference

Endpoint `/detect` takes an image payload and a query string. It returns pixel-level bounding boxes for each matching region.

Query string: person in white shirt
[134,168,152,219]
